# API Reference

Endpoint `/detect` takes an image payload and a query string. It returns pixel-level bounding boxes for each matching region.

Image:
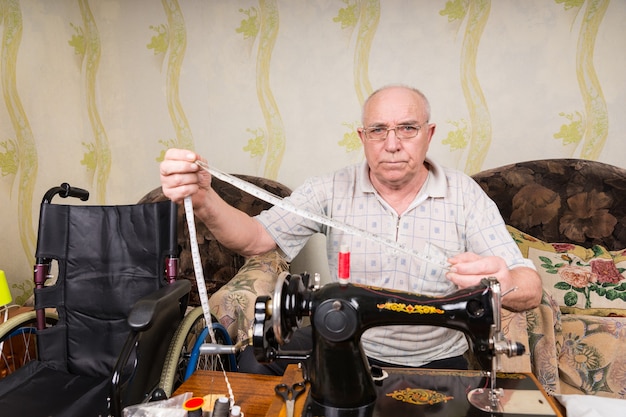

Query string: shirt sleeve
[462,177,536,270]
[254,176,327,262]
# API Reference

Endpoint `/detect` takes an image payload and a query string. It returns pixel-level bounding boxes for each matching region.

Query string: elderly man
[159,85,542,373]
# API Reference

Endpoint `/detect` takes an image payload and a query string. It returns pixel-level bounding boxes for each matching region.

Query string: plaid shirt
[256,159,534,366]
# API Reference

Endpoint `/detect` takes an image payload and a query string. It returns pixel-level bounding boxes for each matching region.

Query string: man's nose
[384,129,401,149]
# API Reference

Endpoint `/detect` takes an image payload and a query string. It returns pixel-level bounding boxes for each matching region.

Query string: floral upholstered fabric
[525,291,562,396]
[509,225,626,316]
[559,314,626,397]
[473,159,626,399]
[210,251,288,342]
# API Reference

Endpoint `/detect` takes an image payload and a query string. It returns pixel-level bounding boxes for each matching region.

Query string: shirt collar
[358,158,447,199]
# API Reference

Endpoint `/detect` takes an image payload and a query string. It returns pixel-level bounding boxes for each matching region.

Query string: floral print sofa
[472,158,626,399]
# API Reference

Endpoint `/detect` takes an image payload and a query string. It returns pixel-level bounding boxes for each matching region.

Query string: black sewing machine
[252,273,558,417]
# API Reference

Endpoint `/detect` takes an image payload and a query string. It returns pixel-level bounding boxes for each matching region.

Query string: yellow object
[0,270,12,306]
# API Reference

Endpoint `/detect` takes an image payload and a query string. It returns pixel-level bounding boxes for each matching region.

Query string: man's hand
[446,252,510,288]
[159,148,212,206]
[159,148,278,257]
[446,252,542,311]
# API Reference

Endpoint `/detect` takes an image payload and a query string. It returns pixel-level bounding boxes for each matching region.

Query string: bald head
[362,85,431,125]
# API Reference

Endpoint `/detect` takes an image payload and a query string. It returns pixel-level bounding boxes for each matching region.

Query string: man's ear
[426,123,436,143]
[357,128,367,145]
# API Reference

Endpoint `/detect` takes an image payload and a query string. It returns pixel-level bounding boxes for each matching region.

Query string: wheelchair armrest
[111,279,191,416]
[127,280,191,332]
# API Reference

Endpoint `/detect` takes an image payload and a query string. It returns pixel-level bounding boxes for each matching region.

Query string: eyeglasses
[361,124,424,141]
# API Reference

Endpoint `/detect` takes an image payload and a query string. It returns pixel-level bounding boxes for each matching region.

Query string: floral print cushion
[509,225,626,316]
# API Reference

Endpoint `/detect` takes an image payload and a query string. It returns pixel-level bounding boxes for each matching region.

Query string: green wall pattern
[334,0,378,154]
[352,0,378,107]
[576,0,609,160]
[459,0,491,175]
[239,1,286,180]
[553,0,609,159]
[440,0,492,175]
[255,0,284,180]
[162,0,194,152]
[239,8,267,163]
[74,0,110,204]
[1,0,37,285]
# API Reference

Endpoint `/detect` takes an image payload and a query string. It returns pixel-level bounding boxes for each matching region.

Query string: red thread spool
[338,245,350,285]
[183,397,204,417]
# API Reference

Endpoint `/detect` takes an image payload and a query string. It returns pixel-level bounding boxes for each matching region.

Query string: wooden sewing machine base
[297,368,563,417]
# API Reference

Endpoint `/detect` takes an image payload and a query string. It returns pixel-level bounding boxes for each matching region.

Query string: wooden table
[174,364,307,417]
[175,365,565,417]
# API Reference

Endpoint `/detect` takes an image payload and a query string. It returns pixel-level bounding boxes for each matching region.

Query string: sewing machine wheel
[271,271,289,345]
[252,272,310,362]
[271,272,307,345]
[252,295,274,362]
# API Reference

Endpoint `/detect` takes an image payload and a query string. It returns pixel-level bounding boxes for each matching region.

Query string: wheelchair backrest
[33,200,178,377]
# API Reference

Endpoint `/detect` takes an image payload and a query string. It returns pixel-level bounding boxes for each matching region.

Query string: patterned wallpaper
[0,0,624,304]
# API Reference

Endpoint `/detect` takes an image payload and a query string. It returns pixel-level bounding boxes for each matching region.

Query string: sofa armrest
[209,250,289,343]
[470,289,561,397]
[498,308,533,373]
[526,289,562,396]
[558,314,626,397]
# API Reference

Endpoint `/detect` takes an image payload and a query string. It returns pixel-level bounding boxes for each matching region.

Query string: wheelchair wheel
[0,310,59,378]
[159,306,235,397]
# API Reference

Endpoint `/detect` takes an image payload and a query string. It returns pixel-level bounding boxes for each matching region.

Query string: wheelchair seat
[0,185,190,417]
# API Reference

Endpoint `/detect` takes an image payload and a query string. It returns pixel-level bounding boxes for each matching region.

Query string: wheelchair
[0,183,238,415]
[0,183,193,416]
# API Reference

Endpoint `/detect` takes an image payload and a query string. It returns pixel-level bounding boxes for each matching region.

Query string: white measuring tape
[183,196,214,330]
[195,160,450,270]
[183,196,235,404]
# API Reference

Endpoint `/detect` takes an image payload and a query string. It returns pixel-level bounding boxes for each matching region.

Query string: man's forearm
[194,189,278,256]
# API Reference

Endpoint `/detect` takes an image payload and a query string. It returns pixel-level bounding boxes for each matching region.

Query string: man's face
[358,87,435,190]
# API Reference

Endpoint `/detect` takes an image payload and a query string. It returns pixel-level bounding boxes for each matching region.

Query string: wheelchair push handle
[35,183,91,330]
[42,182,90,204]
